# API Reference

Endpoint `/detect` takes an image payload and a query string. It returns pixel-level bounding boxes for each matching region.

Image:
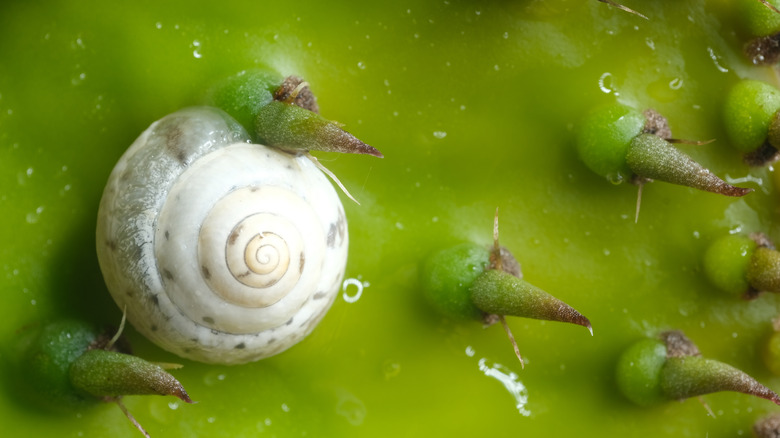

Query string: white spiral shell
[96,106,348,364]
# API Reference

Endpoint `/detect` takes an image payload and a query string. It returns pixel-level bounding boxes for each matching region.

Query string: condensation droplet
[342,278,367,303]
[192,40,202,59]
[155,22,162,29]
[598,72,618,95]
[707,47,729,73]
[465,346,475,357]
[669,78,683,90]
[357,61,366,70]
[606,172,623,185]
[335,390,366,426]
[433,131,447,139]
[477,358,531,416]
[383,360,401,379]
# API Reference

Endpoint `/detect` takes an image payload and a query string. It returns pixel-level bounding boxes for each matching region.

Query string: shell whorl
[96,107,348,364]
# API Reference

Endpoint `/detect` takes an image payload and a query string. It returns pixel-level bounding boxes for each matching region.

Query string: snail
[703,232,780,299]
[723,80,780,166]
[575,103,752,222]
[96,69,381,365]
[615,330,780,408]
[420,210,592,367]
[15,319,192,437]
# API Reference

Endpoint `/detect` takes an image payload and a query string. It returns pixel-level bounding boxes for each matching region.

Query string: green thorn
[626,133,752,197]
[661,355,780,405]
[470,269,592,332]
[70,350,193,403]
[255,101,383,157]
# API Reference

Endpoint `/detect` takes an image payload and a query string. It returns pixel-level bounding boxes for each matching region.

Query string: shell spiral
[96,107,348,364]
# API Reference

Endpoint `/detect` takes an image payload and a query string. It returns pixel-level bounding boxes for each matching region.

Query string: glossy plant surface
[3,0,780,436]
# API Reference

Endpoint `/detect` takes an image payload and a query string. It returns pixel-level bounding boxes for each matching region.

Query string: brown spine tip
[320,122,384,157]
[626,133,752,197]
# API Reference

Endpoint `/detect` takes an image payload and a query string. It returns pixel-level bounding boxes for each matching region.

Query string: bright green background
[3,0,780,436]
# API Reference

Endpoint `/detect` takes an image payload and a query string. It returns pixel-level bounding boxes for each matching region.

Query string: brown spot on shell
[161,125,190,165]
[327,223,337,247]
[313,291,327,300]
[228,227,242,245]
[203,316,215,324]
[234,343,246,349]
[300,252,305,273]
[202,265,211,280]
[106,240,117,251]
[163,269,174,281]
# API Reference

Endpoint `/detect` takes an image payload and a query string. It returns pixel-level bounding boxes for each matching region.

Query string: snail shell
[96,106,348,365]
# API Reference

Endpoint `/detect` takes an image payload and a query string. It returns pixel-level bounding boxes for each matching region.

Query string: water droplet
[155,22,162,29]
[342,278,367,303]
[383,360,401,379]
[598,72,617,95]
[168,401,179,410]
[335,391,366,426]
[281,403,290,412]
[465,346,475,357]
[606,172,624,185]
[192,40,202,59]
[603,248,611,256]
[395,222,404,230]
[477,358,530,416]
[707,47,729,73]
[669,78,683,90]
[433,131,447,139]
[357,61,366,70]
[645,38,655,50]
[503,32,509,39]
